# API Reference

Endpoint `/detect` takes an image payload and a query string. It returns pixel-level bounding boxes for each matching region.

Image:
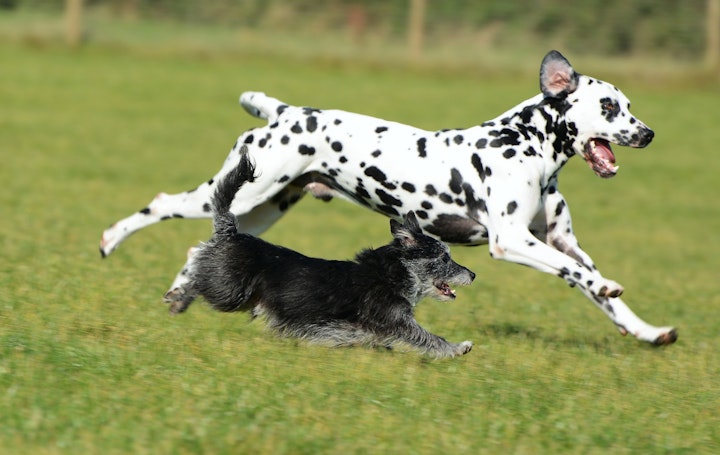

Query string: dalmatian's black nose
[638,127,654,146]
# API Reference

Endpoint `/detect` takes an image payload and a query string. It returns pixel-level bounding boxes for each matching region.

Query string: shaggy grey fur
[165,147,476,357]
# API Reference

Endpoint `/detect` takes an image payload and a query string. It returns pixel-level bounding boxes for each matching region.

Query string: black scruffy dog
[165,147,476,358]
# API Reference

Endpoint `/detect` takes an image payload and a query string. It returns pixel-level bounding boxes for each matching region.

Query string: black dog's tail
[211,146,256,238]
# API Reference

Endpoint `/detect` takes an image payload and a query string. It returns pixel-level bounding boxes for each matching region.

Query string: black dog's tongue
[436,282,456,298]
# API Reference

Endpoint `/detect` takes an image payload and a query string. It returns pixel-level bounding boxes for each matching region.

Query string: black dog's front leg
[391,317,473,358]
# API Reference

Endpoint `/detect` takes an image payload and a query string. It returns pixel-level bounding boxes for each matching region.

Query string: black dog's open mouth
[435,282,456,299]
[584,138,617,178]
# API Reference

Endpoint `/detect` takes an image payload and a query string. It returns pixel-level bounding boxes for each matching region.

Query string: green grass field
[1,39,719,454]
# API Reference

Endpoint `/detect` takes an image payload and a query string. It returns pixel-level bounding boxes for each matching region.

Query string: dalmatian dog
[100,50,677,346]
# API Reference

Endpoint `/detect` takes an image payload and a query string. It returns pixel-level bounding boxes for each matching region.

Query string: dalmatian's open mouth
[435,281,457,300]
[584,138,618,178]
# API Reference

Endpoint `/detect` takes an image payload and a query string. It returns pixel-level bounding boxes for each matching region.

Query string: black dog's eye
[441,253,451,263]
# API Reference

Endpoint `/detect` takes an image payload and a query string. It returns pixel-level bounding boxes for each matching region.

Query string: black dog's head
[390,212,476,302]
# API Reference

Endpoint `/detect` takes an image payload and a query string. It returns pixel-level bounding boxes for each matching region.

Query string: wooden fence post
[65,0,83,47]
[407,0,426,60]
[707,0,720,68]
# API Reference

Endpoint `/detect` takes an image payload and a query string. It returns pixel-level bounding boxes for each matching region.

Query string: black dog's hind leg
[164,280,199,315]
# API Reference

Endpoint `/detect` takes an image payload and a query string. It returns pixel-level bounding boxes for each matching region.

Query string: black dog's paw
[456,340,473,356]
[163,288,193,315]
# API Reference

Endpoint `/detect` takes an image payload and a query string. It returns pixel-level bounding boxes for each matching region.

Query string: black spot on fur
[375,189,402,207]
[281,135,290,145]
[475,138,487,149]
[558,267,570,279]
[507,201,518,215]
[417,138,427,157]
[202,203,211,213]
[503,149,517,159]
[140,207,151,215]
[449,168,463,194]
[471,154,492,182]
[477,199,487,213]
[291,122,303,134]
[331,141,343,152]
[302,107,321,115]
[243,134,254,144]
[278,175,290,183]
[424,214,482,244]
[425,185,437,196]
[439,193,453,204]
[371,150,382,158]
[376,204,400,217]
[298,145,316,156]
[375,126,388,134]
[421,200,432,210]
[306,116,318,133]
[555,200,566,217]
[364,166,387,184]
[489,129,521,147]
[355,184,370,200]
[453,134,464,144]
[277,105,288,115]
[401,182,416,193]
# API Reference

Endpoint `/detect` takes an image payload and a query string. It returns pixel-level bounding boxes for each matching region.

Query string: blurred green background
[1,1,719,454]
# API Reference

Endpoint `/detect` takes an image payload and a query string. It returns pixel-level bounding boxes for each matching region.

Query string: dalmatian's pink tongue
[585,139,618,178]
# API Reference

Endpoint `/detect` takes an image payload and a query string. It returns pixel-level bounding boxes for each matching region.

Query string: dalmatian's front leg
[538,187,676,343]
[487,186,676,344]
[491,226,676,344]
[488,193,618,300]
[540,185,623,298]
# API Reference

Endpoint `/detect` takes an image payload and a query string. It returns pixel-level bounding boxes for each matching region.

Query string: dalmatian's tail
[239,91,287,124]
[210,146,256,239]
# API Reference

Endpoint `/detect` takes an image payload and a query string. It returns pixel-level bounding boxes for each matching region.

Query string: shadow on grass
[479,322,641,355]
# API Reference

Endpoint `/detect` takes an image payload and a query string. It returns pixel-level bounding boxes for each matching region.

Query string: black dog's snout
[469,270,476,281]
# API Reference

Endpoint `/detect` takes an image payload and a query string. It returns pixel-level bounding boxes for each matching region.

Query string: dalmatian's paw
[592,279,624,298]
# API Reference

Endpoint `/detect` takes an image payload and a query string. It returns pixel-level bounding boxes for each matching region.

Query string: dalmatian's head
[539,50,654,178]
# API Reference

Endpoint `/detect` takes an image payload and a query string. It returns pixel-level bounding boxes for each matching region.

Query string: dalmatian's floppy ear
[540,50,579,98]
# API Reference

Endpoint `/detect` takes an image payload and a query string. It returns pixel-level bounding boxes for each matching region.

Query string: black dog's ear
[403,211,422,235]
[390,211,422,247]
[540,50,579,98]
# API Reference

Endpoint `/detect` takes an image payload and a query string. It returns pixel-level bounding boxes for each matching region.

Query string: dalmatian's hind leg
[100,184,216,258]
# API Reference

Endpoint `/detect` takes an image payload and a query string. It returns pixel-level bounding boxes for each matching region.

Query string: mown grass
[1,38,719,454]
